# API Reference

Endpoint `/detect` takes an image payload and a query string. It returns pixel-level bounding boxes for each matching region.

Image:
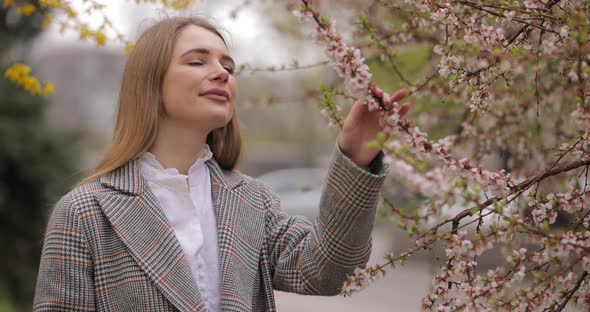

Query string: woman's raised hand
[337,85,410,170]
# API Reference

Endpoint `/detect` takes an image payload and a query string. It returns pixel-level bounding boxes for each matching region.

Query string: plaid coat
[34,142,389,312]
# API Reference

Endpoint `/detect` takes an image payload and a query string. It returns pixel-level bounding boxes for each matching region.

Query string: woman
[33,16,409,312]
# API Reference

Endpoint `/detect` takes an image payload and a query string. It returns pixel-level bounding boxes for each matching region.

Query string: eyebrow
[181,48,235,67]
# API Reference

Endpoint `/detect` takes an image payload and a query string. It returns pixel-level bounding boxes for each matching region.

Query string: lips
[200,88,229,102]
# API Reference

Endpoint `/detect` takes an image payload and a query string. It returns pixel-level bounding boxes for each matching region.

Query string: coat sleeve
[34,193,97,311]
[264,139,389,296]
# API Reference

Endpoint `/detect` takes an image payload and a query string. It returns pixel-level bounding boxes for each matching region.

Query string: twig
[555,271,588,312]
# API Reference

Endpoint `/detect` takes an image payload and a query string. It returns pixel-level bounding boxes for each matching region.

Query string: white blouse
[138,144,220,312]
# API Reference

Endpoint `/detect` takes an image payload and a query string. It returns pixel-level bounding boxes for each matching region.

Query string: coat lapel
[97,159,206,312]
[205,158,247,311]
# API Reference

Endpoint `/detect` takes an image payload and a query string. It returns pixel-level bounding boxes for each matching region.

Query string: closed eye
[224,66,234,74]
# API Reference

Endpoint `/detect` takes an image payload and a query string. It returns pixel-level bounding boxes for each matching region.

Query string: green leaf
[540,220,549,232]
[396,144,409,154]
[366,139,381,149]
[357,14,369,25]
[532,269,543,280]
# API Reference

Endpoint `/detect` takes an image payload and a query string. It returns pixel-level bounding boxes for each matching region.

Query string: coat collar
[99,157,245,195]
[97,156,245,312]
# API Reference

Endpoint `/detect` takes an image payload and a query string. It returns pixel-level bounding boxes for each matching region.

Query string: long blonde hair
[76,16,242,187]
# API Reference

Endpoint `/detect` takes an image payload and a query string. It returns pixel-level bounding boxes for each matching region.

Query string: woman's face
[161,25,237,131]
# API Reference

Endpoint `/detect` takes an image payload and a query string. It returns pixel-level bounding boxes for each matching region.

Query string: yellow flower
[4,63,54,97]
[124,41,135,55]
[79,27,90,40]
[66,8,76,17]
[91,3,106,10]
[39,0,62,9]
[17,4,36,16]
[22,77,41,95]
[4,68,13,80]
[94,31,107,46]
[5,63,31,79]
[42,83,55,96]
[41,15,53,30]
[19,64,32,76]
[3,0,14,9]
[163,0,192,10]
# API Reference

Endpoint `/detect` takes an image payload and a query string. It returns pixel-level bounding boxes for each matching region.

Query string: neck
[149,118,209,175]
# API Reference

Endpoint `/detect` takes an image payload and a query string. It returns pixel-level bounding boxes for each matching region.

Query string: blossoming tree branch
[294,0,589,310]
[4,0,590,310]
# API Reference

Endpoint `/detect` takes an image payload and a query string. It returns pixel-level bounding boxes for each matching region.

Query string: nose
[210,63,229,83]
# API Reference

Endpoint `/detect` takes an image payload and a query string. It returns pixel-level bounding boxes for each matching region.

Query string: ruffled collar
[138,144,213,192]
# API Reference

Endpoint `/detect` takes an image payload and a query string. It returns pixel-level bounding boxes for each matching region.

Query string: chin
[212,107,233,123]
[207,113,232,129]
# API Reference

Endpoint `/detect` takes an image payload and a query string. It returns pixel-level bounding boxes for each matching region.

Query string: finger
[344,100,368,128]
[397,102,410,118]
[369,83,384,99]
[350,99,368,116]
[382,89,408,111]
[353,99,366,112]
[370,85,392,111]
[390,89,408,105]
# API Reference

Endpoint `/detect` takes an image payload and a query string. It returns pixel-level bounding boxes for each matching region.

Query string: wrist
[350,156,370,170]
[337,139,371,169]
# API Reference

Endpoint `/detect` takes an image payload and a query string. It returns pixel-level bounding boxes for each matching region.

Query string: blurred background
[1,1,585,311]
[0,1,431,310]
